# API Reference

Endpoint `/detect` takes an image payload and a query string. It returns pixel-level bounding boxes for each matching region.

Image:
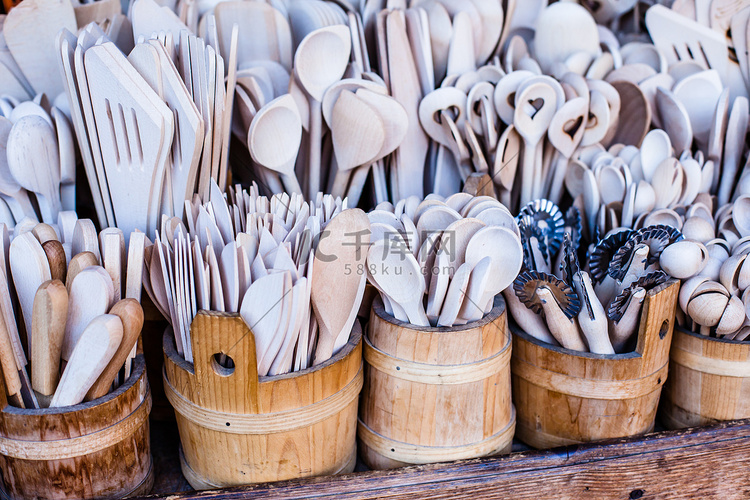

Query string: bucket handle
[634,279,680,376]
[190,311,260,413]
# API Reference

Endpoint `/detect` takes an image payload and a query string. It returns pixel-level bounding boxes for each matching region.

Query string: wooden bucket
[358,295,515,470]
[511,279,679,449]
[0,355,153,499]
[163,311,363,489]
[660,326,750,429]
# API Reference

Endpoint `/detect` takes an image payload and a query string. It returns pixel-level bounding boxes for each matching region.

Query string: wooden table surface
[140,417,750,499]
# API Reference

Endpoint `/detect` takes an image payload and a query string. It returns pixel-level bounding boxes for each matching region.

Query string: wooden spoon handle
[0,307,23,407]
[519,139,536,207]
[308,99,323,198]
[281,172,303,195]
[547,153,569,205]
[371,160,389,204]
[10,190,38,220]
[329,169,351,198]
[403,299,430,327]
[345,164,371,207]
[312,320,335,366]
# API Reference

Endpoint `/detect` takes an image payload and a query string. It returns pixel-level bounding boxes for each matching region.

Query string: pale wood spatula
[30,280,68,397]
[9,232,51,354]
[85,42,173,237]
[85,299,143,401]
[50,314,123,408]
[311,208,370,364]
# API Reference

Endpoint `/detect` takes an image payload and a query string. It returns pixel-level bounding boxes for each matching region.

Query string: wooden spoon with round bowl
[247,94,303,194]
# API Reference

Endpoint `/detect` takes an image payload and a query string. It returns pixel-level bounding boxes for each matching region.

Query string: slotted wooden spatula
[84,42,174,238]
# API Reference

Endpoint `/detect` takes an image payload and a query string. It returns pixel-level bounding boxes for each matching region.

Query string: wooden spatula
[50,314,123,408]
[62,267,115,362]
[84,42,173,237]
[311,208,370,364]
[56,29,109,228]
[85,299,143,401]
[9,232,52,354]
[30,280,68,397]
[4,0,77,98]
[42,240,67,282]
[0,302,24,408]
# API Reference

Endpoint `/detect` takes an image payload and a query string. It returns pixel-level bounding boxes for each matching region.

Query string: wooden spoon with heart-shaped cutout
[514,82,558,206]
[546,96,587,204]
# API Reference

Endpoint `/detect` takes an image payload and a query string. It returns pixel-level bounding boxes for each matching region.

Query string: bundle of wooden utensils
[213,1,409,205]
[0,98,76,227]
[0,213,145,409]
[363,193,522,327]
[143,181,370,375]
[56,4,236,237]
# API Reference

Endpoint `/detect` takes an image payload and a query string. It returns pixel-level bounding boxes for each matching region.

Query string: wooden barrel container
[358,295,515,470]
[163,311,363,489]
[0,355,153,499]
[512,279,679,449]
[660,326,750,429]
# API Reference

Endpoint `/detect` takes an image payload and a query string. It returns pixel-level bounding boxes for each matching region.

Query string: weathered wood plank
[139,418,750,499]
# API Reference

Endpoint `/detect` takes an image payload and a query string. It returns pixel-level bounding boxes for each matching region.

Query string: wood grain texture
[359,295,513,469]
[163,311,362,489]
[141,418,750,500]
[511,279,679,449]
[660,326,750,429]
[0,355,152,499]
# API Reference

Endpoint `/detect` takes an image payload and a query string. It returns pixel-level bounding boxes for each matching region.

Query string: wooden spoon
[239,272,286,376]
[0,117,37,221]
[0,299,24,408]
[328,89,385,196]
[248,94,303,194]
[30,280,68,397]
[32,223,58,244]
[672,70,723,151]
[533,3,599,74]
[514,81,558,206]
[85,299,143,401]
[294,25,351,197]
[72,218,100,262]
[718,97,749,206]
[50,314,123,408]
[6,115,62,223]
[367,234,429,327]
[456,255,492,324]
[465,226,523,311]
[546,97,587,203]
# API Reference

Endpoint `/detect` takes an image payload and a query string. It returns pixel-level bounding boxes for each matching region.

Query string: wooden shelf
[141,417,750,499]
